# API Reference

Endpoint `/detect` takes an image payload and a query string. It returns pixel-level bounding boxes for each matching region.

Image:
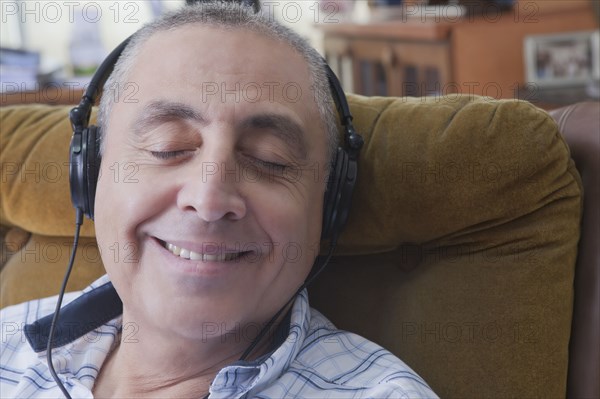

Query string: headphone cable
[200,240,337,399]
[47,209,83,399]
[238,239,337,361]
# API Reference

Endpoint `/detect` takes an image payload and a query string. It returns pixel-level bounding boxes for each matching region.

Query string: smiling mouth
[160,240,249,262]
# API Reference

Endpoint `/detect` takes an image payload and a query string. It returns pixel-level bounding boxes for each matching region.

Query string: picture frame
[524,30,600,87]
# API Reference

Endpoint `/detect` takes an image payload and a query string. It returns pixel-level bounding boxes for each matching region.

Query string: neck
[92,307,290,398]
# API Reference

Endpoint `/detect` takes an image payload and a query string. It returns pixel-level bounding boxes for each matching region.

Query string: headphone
[69,36,364,243]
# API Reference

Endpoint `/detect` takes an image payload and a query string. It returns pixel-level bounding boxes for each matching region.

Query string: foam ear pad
[85,126,101,220]
[69,125,100,220]
[334,153,358,238]
[69,130,86,217]
[321,148,349,241]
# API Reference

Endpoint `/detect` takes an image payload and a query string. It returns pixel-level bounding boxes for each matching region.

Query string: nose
[176,159,247,222]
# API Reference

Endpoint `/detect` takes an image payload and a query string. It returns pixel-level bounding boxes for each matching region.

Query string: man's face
[94,25,329,341]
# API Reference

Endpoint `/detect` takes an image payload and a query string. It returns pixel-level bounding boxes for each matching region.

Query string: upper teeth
[164,242,241,262]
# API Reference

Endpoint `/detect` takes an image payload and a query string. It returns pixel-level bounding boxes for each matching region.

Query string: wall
[0,0,328,75]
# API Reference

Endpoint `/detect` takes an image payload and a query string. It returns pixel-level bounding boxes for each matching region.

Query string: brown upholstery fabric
[0,105,96,237]
[0,235,104,309]
[308,95,582,397]
[0,96,583,398]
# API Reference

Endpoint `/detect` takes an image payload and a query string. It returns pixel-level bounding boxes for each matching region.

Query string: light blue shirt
[1,275,437,398]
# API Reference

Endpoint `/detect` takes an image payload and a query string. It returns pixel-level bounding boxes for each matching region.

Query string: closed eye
[240,152,290,172]
[253,157,288,171]
[150,150,191,160]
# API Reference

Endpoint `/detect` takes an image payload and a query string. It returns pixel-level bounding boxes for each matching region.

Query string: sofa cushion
[0,95,582,398]
[0,105,96,237]
[310,95,582,397]
[0,234,104,308]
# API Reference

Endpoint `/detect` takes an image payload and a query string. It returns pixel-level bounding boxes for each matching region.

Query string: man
[1,2,437,398]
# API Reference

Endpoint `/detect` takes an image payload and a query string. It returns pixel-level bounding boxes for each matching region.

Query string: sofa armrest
[550,102,600,399]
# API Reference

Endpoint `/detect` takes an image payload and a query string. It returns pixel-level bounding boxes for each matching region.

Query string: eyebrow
[240,113,308,160]
[131,100,207,136]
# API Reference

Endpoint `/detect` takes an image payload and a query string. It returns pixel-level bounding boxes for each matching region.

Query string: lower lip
[150,237,252,277]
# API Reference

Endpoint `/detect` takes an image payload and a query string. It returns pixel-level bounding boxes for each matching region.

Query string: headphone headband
[70,37,132,133]
[324,64,364,160]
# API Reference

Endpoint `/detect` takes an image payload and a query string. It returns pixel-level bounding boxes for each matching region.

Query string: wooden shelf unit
[318,0,598,104]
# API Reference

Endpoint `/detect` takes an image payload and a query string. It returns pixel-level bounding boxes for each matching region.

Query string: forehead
[110,24,325,142]
[129,24,314,103]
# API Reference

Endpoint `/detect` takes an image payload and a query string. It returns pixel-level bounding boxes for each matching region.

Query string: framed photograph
[524,30,600,87]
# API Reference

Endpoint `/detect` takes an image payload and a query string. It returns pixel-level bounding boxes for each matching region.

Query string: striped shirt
[1,275,437,398]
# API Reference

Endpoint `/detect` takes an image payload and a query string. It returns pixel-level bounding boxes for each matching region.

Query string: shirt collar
[207,289,312,398]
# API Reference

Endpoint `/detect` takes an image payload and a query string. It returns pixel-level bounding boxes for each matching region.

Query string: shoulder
[2,294,66,352]
[0,283,106,397]
[1,296,57,391]
[288,307,438,397]
[0,292,81,377]
[1,274,110,328]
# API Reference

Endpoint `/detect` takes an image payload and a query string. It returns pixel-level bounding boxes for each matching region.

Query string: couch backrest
[308,95,582,398]
[0,96,584,398]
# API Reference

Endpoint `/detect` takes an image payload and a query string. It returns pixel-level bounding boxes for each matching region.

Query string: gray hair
[97,1,338,162]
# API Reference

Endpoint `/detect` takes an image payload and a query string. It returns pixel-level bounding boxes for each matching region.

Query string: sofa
[1,96,598,398]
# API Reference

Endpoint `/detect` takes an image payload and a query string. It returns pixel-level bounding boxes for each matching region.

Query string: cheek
[94,160,172,269]
[251,181,324,268]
